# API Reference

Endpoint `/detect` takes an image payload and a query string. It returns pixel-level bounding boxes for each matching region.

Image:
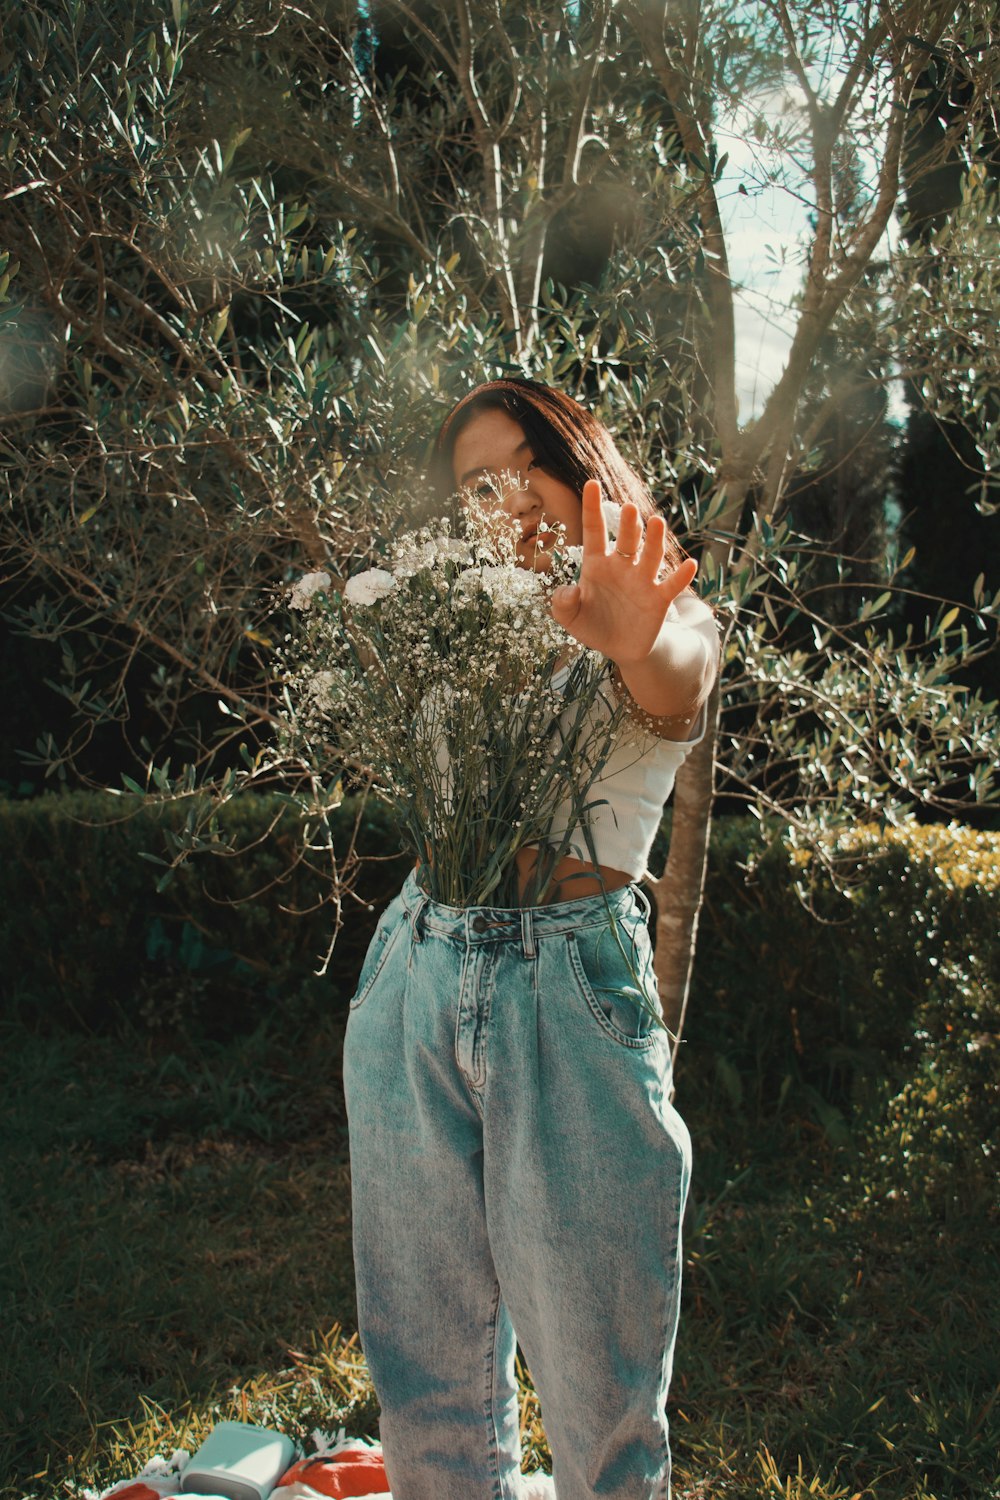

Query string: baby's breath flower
[278,498,628,906]
[477,565,544,607]
[289,570,331,610]
[343,567,398,605]
[556,544,584,574]
[308,669,343,703]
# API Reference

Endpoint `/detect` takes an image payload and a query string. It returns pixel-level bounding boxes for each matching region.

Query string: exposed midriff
[413,847,632,908]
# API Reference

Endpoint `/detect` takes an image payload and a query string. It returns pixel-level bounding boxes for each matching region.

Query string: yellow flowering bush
[794,820,1000,893]
[662,815,1000,1213]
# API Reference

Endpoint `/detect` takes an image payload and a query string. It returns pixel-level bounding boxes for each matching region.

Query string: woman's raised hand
[549,479,698,664]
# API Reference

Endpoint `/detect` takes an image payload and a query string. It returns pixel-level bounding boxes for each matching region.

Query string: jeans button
[472,915,488,933]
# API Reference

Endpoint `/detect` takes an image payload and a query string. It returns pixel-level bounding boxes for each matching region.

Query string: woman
[341,378,720,1500]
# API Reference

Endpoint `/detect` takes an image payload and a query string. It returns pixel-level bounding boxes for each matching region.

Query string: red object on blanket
[273,1444,391,1498]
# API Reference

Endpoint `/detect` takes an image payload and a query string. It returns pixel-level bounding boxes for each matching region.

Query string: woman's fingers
[636,513,667,578]
[581,479,608,555]
[633,515,697,597]
[549,581,582,626]
[664,557,699,599]
[582,480,698,602]
[614,502,643,559]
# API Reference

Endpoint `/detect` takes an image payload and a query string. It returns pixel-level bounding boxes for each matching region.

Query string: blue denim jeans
[342,868,692,1500]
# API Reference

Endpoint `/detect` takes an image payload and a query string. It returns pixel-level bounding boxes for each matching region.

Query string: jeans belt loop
[520,907,537,960]
[632,881,652,924]
[410,893,428,943]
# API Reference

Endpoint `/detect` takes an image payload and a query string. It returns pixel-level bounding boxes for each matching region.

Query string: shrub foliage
[4,795,996,1212]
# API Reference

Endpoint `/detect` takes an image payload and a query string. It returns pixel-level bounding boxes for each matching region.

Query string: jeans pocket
[350,897,407,1012]
[566,915,662,1049]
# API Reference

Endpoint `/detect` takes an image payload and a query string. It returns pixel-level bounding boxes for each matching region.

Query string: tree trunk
[650,656,720,1097]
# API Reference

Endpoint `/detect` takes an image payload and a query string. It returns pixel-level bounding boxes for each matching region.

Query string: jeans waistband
[398,867,651,955]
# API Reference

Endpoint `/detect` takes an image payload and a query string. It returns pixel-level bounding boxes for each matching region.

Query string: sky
[715,74,906,428]
[717,127,813,423]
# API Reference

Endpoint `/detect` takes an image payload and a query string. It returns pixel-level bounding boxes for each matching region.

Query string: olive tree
[1,0,998,1049]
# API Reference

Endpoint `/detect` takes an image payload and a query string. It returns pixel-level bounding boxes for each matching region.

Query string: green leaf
[223,126,252,171]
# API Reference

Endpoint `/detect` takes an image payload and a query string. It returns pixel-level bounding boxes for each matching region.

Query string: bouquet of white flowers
[278,494,631,909]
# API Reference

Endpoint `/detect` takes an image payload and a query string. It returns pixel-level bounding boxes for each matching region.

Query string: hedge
[2,793,997,1209]
[0,791,411,1034]
[648,817,1000,1214]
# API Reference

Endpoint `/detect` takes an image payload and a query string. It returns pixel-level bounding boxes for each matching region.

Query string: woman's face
[450,407,583,570]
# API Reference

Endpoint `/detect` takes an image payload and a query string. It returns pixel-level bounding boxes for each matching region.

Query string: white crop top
[423,660,707,883]
[539,660,707,879]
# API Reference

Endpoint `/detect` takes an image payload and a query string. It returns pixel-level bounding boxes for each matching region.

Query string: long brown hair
[431,377,687,572]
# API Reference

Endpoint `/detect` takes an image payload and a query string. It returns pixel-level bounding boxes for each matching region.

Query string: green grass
[2,1002,997,1500]
[0,1010,366,1498]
